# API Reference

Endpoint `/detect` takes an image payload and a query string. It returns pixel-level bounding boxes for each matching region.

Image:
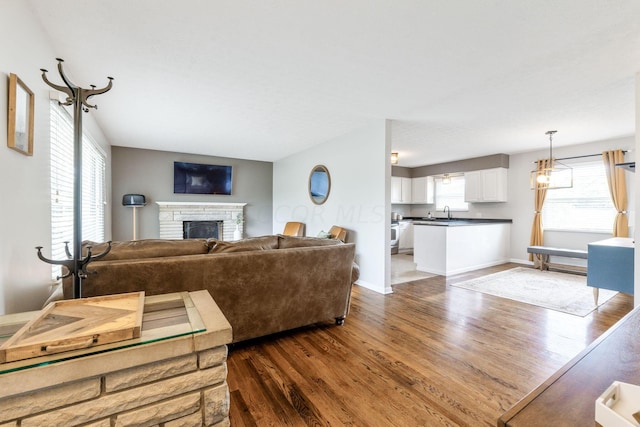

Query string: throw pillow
[84,239,210,261]
[277,235,342,249]
[208,235,279,253]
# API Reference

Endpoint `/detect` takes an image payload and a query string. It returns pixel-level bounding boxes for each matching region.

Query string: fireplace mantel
[156,202,247,208]
[156,201,246,241]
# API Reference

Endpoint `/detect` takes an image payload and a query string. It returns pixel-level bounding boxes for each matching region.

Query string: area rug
[450,267,618,316]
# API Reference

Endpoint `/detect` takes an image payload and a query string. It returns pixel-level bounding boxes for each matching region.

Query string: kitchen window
[435,176,468,211]
[49,100,106,279]
[542,160,616,232]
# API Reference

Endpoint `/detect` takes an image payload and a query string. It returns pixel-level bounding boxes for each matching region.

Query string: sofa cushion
[83,239,210,261]
[208,235,279,253]
[277,235,343,249]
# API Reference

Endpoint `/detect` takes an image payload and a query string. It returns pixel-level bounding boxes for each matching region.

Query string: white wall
[273,120,392,293]
[0,2,112,314]
[0,1,57,314]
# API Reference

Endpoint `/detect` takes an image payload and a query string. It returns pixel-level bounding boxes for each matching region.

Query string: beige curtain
[602,150,629,237]
[529,159,552,264]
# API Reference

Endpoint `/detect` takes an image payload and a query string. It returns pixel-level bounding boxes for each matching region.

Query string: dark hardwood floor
[226,263,633,426]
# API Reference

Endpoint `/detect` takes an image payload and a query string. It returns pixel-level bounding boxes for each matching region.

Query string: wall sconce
[390,152,399,165]
[122,194,146,240]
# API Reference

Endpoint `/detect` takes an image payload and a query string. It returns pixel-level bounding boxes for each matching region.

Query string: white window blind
[435,176,469,211]
[542,161,616,232]
[49,101,106,279]
[82,138,106,241]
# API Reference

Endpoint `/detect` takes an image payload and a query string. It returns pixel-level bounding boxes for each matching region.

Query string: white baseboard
[355,280,393,294]
[444,259,510,276]
[510,258,534,266]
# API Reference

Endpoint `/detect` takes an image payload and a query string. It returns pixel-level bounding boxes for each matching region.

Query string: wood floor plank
[227,263,633,426]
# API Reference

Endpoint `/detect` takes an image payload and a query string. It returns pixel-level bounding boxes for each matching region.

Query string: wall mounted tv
[173,162,233,195]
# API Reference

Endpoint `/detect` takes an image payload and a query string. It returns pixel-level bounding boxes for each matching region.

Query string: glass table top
[0,292,205,374]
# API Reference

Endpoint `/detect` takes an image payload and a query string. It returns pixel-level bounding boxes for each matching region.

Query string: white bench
[527,246,588,275]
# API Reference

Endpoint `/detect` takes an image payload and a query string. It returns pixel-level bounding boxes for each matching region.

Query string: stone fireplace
[156,202,246,241]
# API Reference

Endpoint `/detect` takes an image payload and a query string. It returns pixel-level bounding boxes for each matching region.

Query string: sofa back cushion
[208,235,279,253]
[83,239,210,261]
[277,235,343,249]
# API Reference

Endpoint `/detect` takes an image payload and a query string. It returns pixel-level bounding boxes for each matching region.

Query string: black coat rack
[36,58,114,299]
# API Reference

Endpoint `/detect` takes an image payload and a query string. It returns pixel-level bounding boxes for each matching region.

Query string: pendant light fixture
[530,130,573,190]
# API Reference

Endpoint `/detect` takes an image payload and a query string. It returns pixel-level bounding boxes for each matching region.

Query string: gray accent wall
[391,165,411,178]
[111,147,273,241]
[411,153,509,177]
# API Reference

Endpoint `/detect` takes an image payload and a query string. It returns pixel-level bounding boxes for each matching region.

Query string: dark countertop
[409,217,513,227]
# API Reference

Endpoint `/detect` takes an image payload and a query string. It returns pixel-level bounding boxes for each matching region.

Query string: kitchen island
[413,219,512,276]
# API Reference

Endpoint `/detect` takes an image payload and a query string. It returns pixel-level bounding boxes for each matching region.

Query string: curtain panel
[602,150,629,237]
[529,159,552,264]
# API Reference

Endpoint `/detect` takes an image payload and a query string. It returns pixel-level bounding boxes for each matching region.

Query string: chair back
[282,222,305,236]
[329,225,347,242]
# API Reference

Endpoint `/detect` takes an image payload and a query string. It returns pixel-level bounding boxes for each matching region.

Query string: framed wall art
[7,73,34,156]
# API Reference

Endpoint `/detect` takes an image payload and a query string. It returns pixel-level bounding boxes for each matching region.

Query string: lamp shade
[122,194,146,207]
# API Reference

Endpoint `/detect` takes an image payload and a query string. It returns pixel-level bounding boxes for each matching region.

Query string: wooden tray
[0,292,144,363]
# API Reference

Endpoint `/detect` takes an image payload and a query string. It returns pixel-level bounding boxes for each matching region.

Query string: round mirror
[309,165,331,205]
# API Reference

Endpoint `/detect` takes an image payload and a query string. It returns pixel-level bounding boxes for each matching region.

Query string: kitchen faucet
[443,205,451,219]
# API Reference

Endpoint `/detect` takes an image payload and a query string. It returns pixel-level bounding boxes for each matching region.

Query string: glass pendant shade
[530,161,573,189]
[530,130,573,190]
[390,152,399,164]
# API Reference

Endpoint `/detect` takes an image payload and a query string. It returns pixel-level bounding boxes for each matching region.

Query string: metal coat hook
[37,58,114,299]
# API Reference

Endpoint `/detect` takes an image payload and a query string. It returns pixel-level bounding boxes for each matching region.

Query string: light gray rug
[451,267,618,316]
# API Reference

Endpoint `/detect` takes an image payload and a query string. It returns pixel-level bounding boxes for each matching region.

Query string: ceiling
[28,0,640,167]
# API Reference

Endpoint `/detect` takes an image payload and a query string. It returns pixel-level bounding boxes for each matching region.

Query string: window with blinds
[49,101,106,279]
[542,160,616,232]
[435,176,469,211]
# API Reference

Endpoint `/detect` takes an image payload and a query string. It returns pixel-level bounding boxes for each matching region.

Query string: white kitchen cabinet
[391,177,402,203]
[482,168,507,201]
[464,171,482,202]
[411,176,434,204]
[414,222,511,275]
[464,168,507,202]
[391,177,412,204]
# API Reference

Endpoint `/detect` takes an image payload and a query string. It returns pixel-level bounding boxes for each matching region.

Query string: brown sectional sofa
[63,235,359,343]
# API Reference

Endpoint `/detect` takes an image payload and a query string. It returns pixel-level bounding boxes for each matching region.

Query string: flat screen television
[173,162,233,195]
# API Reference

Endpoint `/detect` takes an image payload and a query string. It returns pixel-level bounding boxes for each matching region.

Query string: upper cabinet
[391,176,412,204]
[464,168,508,203]
[411,176,434,204]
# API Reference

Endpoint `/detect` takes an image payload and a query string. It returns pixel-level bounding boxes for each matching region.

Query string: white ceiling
[28,0,640,167]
